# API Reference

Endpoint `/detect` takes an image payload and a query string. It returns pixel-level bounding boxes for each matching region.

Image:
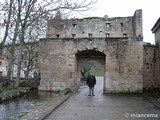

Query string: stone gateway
[38,9,143,93]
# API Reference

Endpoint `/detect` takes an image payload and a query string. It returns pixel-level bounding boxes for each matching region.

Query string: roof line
[151,17,160,33]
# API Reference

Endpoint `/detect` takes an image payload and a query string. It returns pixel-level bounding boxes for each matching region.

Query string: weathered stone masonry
[143,45,160,90]
[143,17,160,90]
[38,9,143,93]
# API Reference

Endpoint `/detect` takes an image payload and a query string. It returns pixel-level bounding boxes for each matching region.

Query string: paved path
[44,77,160,120]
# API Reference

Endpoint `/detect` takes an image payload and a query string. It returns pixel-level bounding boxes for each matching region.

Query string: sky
[0,0,159,44]
[74,0,159,44]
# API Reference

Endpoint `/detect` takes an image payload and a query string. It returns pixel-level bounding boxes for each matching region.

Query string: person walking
[87,73,96,96]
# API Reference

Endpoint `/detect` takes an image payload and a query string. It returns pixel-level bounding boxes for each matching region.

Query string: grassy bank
[0,81,31,102]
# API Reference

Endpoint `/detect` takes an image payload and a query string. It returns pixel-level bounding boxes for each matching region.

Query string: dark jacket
[87,75,96,87]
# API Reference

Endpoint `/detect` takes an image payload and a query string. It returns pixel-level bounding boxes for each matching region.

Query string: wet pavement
[44,77,160,120]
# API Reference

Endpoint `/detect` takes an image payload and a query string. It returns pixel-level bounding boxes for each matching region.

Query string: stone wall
[104,38,143,93]
[143,45,160,90]
[47,10,142,39]
[38,37,143,93]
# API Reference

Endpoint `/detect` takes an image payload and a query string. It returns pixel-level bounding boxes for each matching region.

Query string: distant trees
[0,0,96,87]
[81,60,104,81]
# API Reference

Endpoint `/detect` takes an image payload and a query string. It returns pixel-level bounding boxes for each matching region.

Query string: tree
[81,65,92,78]
[20,40,39,79]
[0,0,96,87]
[0,0,14,55]
[6,0,22,81]
[81,60,104,80]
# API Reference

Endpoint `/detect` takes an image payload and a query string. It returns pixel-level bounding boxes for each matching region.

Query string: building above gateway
[46,9,142,39]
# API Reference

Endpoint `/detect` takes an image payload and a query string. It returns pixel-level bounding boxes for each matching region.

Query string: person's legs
[88,87,91,96]
[91,87,95,96]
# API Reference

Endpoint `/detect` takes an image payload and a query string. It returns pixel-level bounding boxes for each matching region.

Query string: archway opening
[75,50,106,93]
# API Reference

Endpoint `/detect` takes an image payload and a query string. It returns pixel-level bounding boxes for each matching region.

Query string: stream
[0,90,57,120]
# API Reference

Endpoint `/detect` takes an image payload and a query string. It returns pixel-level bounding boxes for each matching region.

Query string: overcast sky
[0,0,159,44]
[74,0,159,44]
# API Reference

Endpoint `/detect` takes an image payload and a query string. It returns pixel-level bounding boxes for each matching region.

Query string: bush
[81,76,87,81]
[7,84,16,90]
[64,88,72,95]
[19,79,40,89]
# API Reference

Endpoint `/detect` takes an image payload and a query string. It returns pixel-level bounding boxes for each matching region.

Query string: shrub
[64,88,72,95]
[19,79,40,89]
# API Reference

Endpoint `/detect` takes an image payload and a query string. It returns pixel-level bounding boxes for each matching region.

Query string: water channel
[0,90,57,120]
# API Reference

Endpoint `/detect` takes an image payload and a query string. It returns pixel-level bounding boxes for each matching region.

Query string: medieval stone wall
[47,10,142,39]
[38,38,143,93]
[38,9,143,93]
[143,45,160,90]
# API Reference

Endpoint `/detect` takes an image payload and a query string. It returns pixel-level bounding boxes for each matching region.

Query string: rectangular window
[73,24,77,29]
[123,33,127,38]
[88,33,93,38]
[120,23,123,27]
[56,34,59,38]
[99,31,103,34]
[106,33,110,38]
[72,34,76,38]
[106,23,111,28]
[0,61,2,66]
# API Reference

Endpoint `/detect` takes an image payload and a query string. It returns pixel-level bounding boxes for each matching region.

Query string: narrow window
[88,33,92,38]
[0,61,2,66]
[106,33,110,38]
[56,34,59,38]
[106,23,111,28]
[73,24,77,29]
[120,23,123,27]
[123,33,127,38]
[72,34,76,38]
[99,31,103,34]
[82,31,85,34]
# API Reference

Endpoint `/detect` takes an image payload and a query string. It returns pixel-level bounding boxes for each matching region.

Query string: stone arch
[75,49,106,92]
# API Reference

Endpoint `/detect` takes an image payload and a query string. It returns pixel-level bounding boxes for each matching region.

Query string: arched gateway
[76,50,106,92]
[38,9,143,93]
